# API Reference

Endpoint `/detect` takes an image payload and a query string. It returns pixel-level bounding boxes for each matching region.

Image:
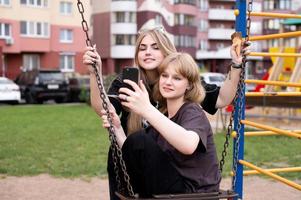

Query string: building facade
[1,0,300,79]
[91,0,256,74]
[0,0,91,79]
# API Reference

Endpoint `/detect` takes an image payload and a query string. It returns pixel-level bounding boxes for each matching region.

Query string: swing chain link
[231,0,253,190]
[77,0,135,197]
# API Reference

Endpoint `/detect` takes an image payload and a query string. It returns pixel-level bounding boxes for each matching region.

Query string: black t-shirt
[107,73,220,134]
[147,102,221,193]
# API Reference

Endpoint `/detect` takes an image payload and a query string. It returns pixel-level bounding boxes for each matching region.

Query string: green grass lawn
[0,104,300,181]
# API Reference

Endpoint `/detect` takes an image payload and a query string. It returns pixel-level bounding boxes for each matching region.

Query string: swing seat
[116,189,238,200]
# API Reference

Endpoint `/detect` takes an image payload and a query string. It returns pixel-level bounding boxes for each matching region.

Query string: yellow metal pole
[243,167,301,175]
[241,120,301,139]
[239,160,301,191]
[250,52,301,57]
[250,12,301,19]
[246,92,301,97]
[245,130,301,137]
[249,31,301,41]
[245,79,301,87]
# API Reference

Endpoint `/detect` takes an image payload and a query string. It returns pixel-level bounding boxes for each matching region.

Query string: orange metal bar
[249,31,301,41]
[245,79,301,87]
[250,12,301,19]
[239,160,301,191]
[243,167,301,175]
[241,120,301,139]
[246,92,301,97]
[250,52,301,57]
[245,130,301,137]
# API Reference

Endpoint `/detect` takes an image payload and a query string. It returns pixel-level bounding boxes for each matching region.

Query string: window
[174,0,196,5]
[199,20,207,31]
[20,21,49,37]
[0,0,10,6]
[115,12,126,23]
[113,34,136,45]
[60,1,72,15]
[60,54,74,72]
[263,0,291,10]
[155,15,162,25]
[113,12,136,23]
[0,23,11,38]
[60,29,73,43]
[199,40,208,50]
[20,0,48,7]
[263,19,282,30]
[199,0,208,11]
[174,14,195,26]
[23,54,40,70]
[174,35,196,48]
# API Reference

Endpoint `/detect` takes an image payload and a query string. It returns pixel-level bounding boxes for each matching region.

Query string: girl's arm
[119,80,200,155]
[215,41,250,108]
[101,109,126,148]
[83,45,110,117]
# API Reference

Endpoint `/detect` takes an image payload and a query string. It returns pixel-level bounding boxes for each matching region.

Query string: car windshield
[209,76,225,82]
[39,73,64,81]
[0,78,14,84]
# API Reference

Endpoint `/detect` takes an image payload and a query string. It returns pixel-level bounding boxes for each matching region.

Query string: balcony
[111,1,137,12]
[111,45,135,58]
[208,28,235,40]
[208,9,235,21]
[111,23,137,34]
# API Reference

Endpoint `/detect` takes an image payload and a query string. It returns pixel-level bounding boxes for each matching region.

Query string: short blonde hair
[153,52,205,112]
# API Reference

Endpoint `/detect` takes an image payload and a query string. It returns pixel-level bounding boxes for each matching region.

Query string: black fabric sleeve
[201,80,220,115]
[107,73,123,115]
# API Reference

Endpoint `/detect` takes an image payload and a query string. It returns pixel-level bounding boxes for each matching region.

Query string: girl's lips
[162,87,173,92]
[143,58,155,62]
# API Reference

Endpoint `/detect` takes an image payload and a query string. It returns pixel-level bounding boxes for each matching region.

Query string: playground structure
[232,1,301,199]
[76,0,301,199]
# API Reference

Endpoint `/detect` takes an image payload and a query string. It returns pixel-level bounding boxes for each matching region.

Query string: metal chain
[76,1,134,197]
[231,0,253,190]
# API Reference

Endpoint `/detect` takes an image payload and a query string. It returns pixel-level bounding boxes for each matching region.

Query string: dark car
[68,76,90,102]
[15,69,69,104]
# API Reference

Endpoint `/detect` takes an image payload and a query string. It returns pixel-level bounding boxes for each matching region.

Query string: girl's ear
[187,84,193,91]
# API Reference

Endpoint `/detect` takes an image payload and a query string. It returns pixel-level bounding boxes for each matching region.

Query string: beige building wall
[91,0,111,13]
[0,0,91,26]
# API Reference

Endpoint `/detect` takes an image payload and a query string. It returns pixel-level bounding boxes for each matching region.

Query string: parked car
[15,69,69,104]
[68,76,90,102]
[200,72,226,87]
[0,77,21,104]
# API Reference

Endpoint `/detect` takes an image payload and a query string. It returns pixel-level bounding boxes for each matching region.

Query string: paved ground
[0,174,300,200]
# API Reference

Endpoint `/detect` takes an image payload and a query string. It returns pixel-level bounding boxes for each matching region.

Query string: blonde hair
[153,52,205,113]
[127,28,177,134]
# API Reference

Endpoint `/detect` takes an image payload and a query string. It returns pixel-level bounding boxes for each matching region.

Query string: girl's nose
[145,47,151,54]
[165,77,172,84]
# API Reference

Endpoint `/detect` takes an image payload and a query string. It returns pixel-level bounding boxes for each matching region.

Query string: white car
[200,72,226,87]
[0,77,21,104]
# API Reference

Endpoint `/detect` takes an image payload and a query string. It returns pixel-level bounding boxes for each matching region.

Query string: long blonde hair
[153,52,206,113]
[127,28,177,134]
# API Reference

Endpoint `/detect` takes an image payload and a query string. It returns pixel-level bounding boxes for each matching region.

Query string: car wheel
[25,92,37,104]
[55,97,67,103]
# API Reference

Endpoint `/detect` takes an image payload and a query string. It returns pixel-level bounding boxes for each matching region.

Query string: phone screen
[122,67,139,91]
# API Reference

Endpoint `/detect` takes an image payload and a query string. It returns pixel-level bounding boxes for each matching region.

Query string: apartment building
[0,0,91,79]
[91,0,255,74]
[91,0,201,74]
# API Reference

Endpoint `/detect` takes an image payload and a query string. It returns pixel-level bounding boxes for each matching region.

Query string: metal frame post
[233,0,247,199]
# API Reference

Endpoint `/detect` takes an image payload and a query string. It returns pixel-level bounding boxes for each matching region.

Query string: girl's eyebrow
[140,43,157,47]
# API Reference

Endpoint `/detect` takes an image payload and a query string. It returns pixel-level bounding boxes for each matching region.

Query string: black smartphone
[121,67,139,91]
